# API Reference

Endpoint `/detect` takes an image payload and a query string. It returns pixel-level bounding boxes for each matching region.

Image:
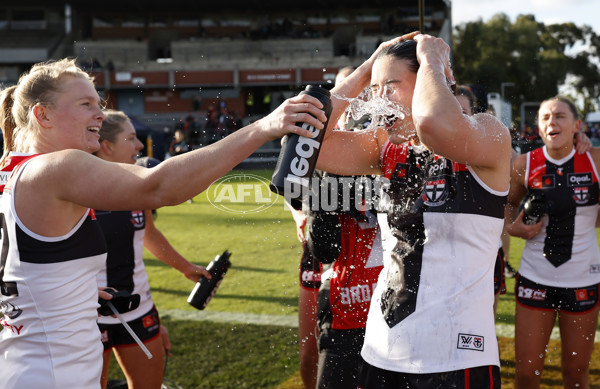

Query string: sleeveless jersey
[0,152,34,194]
[519,146,600,287]
[96,210,154,324]
[317,211,383,331]
[0,156,107,388]
[361,141,506,374]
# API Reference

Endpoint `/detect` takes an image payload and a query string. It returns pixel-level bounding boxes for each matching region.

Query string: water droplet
[534,370,541,376]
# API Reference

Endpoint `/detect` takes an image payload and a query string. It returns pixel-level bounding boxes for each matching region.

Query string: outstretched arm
[412,34,511,191]
[16,94,329,237]
[143,209,211,282]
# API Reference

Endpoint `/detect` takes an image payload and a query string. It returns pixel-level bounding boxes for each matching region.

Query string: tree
[452,13,600,123]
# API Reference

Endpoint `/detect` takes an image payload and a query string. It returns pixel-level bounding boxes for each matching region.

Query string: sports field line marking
[161,309,600,342]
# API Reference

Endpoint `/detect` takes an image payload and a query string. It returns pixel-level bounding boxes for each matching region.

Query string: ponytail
[0,85,18,167]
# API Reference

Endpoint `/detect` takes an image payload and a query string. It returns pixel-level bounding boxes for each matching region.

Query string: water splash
[333,87,411,133]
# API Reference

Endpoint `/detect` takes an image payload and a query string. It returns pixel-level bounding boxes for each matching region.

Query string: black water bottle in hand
[270,85,333,199]
[522,193,547,225]
[187,250,232,310]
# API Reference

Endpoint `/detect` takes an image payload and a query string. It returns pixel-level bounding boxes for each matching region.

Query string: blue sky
[452,0,600,34]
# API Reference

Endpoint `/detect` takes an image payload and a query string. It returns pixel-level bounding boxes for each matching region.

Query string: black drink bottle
[187,250,232,310]
[522,193,547,225]
[270,85,333,199]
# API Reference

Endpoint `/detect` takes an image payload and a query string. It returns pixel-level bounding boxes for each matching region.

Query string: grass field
[105,169,600,388]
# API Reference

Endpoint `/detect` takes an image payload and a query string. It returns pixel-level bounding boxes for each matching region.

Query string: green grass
[145,170,302,315]
[101,169,600,388]
[155,320,300,389]
[108,169,305,387]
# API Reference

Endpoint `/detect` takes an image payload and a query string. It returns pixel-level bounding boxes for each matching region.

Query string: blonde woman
[0,58,324,388]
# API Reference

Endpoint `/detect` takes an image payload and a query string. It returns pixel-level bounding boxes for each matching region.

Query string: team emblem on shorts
[573,187,590,204]
[457,333,484,351]
[517,286,547,300]
[130,210,144,228]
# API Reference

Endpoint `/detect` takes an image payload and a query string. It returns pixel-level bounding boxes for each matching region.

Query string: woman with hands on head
[316,32,511,388]
[505,96,600,389]
[94,110,211,389]
[0,58,324,389]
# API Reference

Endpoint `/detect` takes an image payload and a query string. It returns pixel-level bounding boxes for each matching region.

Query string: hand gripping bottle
[187,250,232,310]
[522,193,548,225]
[270,85,333,199]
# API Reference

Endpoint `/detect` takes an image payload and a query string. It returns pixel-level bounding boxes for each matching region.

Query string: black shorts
[300,242,321,290]
[494,247,506,295]
[98,305,161,351]
[515,273,600,313]
[357,361,500,389]
[317,328,365,389]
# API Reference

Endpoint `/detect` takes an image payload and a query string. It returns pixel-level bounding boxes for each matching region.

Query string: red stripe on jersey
[452,161,469,172]
[574,152,599,183]
[381,142,410,180]
[527,148,547,188]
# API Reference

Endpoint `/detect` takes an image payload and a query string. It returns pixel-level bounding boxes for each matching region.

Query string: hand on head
[370,31,421,62]
[413,34,455,87]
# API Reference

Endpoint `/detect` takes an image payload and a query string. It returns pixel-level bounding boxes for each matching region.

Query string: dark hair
[377,39,456,94]
[456,85,477,112]
[377,39,419,73]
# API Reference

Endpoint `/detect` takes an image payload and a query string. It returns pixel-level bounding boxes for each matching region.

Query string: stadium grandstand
[0,0,451,162]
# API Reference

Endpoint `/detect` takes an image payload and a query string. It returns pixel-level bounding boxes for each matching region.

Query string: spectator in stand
[205,106,221,144]
[91,58,102,71]
[169,129,188,156]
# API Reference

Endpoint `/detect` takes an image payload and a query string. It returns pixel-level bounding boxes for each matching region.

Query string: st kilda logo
[130,210,144,228]
[423,159,451,206]
[573,186,590,204]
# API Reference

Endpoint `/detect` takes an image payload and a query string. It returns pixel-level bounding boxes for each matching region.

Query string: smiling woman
[0,57,326,389]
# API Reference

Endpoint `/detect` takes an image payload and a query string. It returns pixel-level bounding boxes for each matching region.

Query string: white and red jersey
[519,146,600,287]
[317,211,383,331]
[0,155,107,388]
[361,141,506,374]
[0,152,37,194]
